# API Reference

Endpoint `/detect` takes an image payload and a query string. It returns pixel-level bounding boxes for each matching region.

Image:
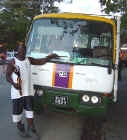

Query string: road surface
[0,65,127,140]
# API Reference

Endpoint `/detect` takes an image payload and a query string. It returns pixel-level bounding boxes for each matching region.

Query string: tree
[0,0,64,49]
[100,0,127,44]
[100,0,127,14]
[40,0,63,13]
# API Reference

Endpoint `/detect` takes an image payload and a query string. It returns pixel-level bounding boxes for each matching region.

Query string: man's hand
[29,53,59,65]
[12,83,21,90]
[47,53,59,59]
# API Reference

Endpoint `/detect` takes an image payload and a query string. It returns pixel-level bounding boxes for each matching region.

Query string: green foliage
[100,0,122,14]
[100,0,127,43]
[0,0,63,49]
[41,0,63,13]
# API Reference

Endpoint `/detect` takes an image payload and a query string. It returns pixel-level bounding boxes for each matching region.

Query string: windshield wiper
[58,56,68,58]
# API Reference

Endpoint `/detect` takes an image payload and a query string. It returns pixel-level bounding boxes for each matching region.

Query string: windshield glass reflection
[26,18,113,66]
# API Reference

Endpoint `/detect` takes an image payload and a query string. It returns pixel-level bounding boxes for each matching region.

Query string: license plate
[53,96,68,105]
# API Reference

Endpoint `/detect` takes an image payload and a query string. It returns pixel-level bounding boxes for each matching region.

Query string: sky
[55,0,103,15]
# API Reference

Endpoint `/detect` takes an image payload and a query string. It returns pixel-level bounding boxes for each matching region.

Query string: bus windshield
[26,18,113,66]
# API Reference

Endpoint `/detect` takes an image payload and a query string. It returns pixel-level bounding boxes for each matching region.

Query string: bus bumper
[34,86,112,117]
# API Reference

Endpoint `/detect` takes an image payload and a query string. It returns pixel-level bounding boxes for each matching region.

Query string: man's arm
[6,59,19,89]
[28,53,58,65]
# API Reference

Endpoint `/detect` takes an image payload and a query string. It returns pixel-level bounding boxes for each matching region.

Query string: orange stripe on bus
[52,63,56,86]
[68,66,74,88]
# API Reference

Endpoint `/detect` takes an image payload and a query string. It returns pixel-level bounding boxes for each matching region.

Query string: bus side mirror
[108,63,113,74]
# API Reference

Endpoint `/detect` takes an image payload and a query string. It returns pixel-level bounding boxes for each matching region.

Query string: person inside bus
[6,42,58,139]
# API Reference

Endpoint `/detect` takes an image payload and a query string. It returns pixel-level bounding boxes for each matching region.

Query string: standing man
[6,42,58,139]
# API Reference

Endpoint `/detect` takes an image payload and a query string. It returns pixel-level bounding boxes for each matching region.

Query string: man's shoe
[26,126,40,140]
[17,123,27,137]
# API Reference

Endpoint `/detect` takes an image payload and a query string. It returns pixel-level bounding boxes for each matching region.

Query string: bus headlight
[91,96,99,104]
[82,95,90,102]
